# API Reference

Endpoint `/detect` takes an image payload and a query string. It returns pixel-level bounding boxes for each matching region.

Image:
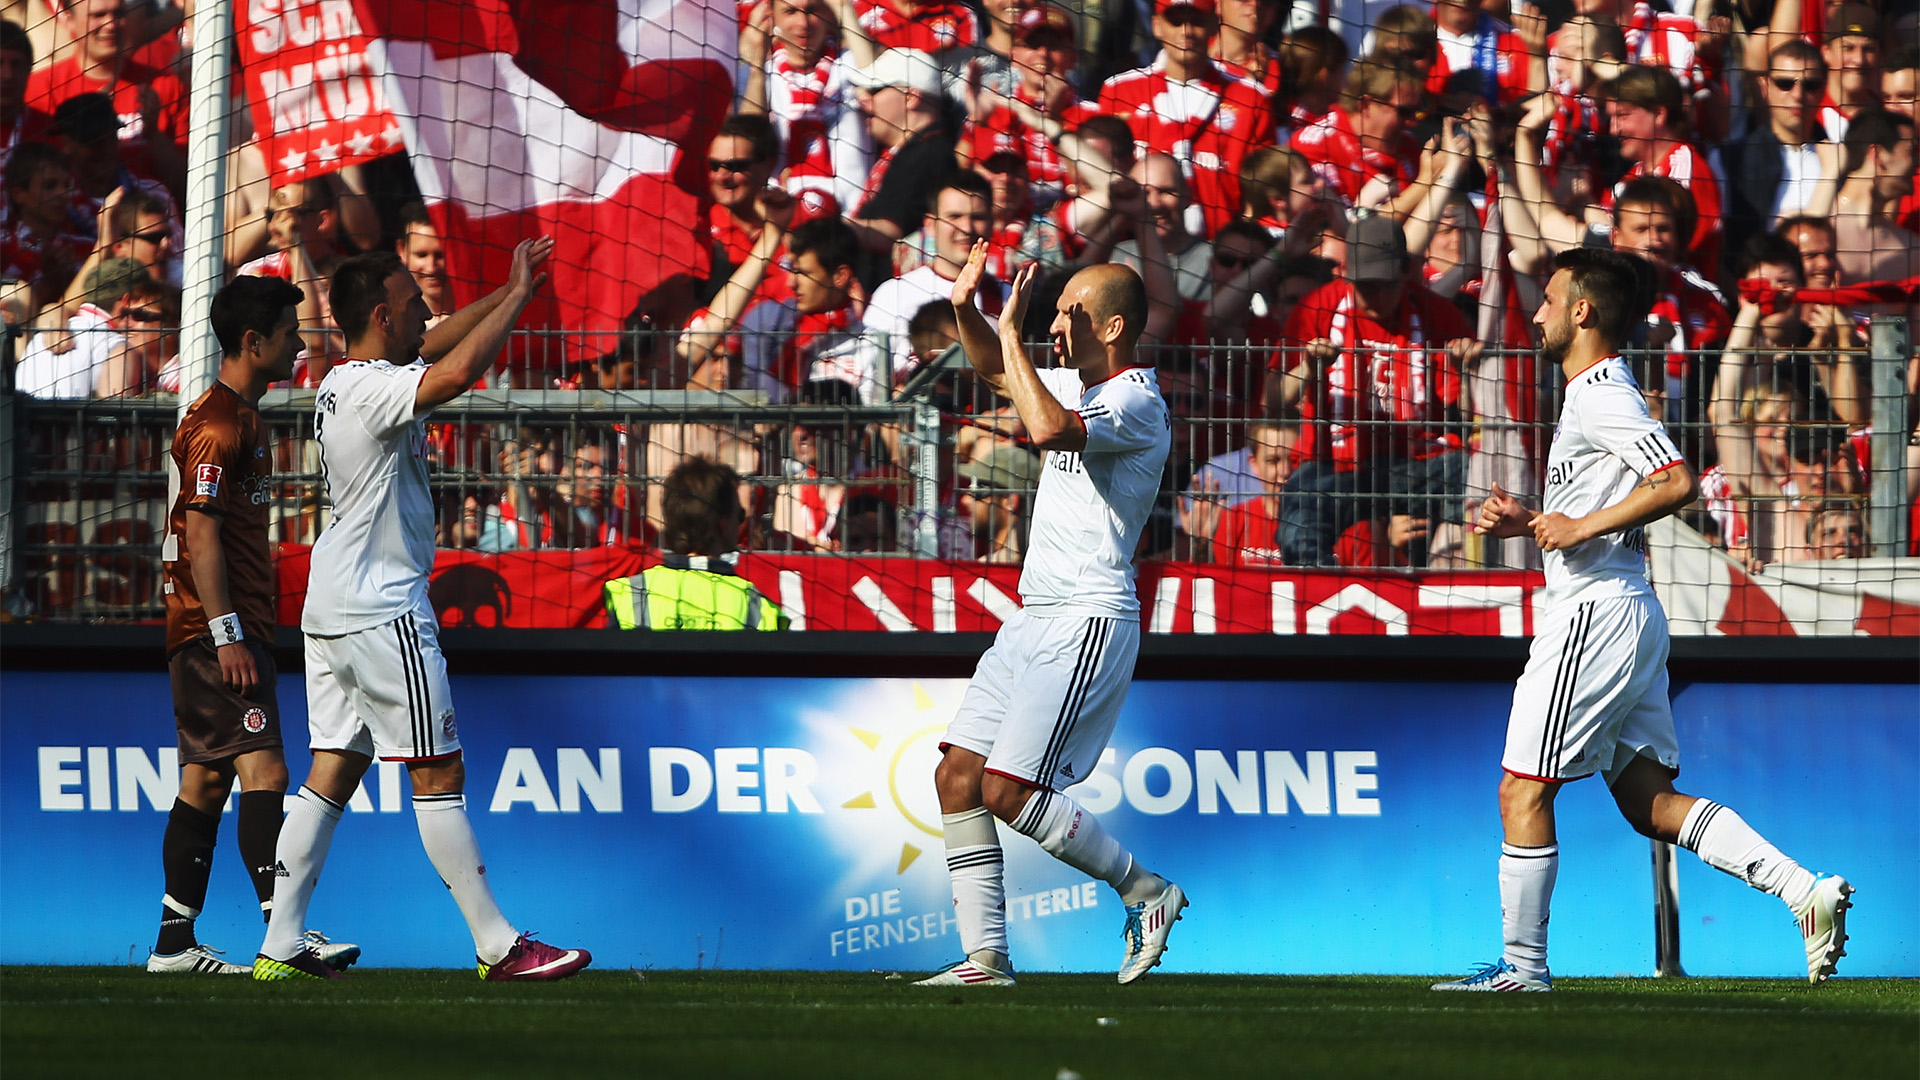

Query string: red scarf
[776,304,853,388]
[1738,276,1920,314]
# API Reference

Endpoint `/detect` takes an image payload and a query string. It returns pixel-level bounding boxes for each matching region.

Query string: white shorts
[945,610,1140,790]
[304,606,461,762]
[1503,592,1679,786]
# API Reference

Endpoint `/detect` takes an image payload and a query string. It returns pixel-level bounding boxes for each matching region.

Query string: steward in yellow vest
[603,457,789,631]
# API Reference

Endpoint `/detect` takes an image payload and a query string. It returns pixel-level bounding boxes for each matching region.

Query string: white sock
[259,787,343,961]
[1009,789,1161,904]
[1677,799,1816,910]
[413,793,520,964]
[941,807,1008,962]
[1499,842,1557,981]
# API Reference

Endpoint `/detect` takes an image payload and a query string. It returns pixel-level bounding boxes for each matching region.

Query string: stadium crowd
[2,0,1915,598]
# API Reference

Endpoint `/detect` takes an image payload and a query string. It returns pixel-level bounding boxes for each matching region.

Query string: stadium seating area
[1,0,1915,629]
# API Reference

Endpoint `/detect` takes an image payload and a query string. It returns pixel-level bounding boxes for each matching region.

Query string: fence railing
[2,328,1914,634]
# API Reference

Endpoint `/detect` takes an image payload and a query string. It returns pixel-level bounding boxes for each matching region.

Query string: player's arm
[1530,461,1700,552]
[183,509,258,692]
[951,240,1008,394]
[995,259,1087,452]
[415,237,553,415]
[418,286,507,363]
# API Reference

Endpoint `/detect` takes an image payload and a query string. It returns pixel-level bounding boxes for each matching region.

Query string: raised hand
[759,186,797,232]
[740,0,772,69]
[951,239,990,307]
[1000,261,1038,337]
[509,235,555,297]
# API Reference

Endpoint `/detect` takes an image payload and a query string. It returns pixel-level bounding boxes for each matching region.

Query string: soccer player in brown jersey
[151,277,357,974]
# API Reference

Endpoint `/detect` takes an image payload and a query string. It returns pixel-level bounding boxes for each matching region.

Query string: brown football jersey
[164,381,276,653]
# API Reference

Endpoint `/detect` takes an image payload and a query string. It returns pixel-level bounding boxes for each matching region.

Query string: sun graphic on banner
[803,680,964,881]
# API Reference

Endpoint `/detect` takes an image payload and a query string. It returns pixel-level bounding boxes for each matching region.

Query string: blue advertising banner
[1,672,1912,977]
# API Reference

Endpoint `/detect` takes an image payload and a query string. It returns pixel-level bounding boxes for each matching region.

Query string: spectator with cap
[1718,40,1836,251]
[25,0,187,195]
[844,48,959,282]
[604,457,789,631]
[1097,0,1275,237]
[1819,2,1883,143]
[13,254,149,398]
[853,0,979,59]
[1264,214,1476,567]
[957,4,1100,207]
[957,442,1043,563]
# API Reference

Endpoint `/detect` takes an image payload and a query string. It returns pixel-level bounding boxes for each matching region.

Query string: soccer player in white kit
[254,238,591,981]
[1432,249,1852,992]
[915,243,1185,988]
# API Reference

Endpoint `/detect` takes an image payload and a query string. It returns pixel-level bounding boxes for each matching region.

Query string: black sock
[157,799,220,953]
[237,790,286,922]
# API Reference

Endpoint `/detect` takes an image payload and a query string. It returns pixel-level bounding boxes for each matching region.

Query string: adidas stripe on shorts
[1502,592,1679,786]
[944,609,1139,790]
[304,602,460,761]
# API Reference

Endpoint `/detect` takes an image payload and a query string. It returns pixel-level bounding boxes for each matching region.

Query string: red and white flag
[237,1,402,188]
[354,0,734,364]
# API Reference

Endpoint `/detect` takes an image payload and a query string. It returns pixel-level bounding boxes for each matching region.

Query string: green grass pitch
[2,968,1914,1079]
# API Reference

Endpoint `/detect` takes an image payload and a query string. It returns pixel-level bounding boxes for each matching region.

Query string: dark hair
[1886,41,1918,73]
[1075,115,1137,172]
[1213,219,1277,254]
[1768,38,1827,73]
[1786,420,1846,464]
[397,199,433,233]
[1370,5,1437,62]
[4,141,67,193]
[715,112,781,165]
[1735,232,1806,282]
[109,188,172,238]
[1606,64,1688,136]
[329,252,407,343]
[926,169,992,216]
[1614,174,1695,245]
[907,298,959,339]
[1550,248,1654,346]
[1841,107,1914,177]
[1280,27,1350,96]
[0,19,30,61]
[661,457,743,556]
[211,275,305,357]
[787,217,859,275]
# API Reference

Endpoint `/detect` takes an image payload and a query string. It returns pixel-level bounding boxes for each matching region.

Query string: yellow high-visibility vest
[603,554,787,631]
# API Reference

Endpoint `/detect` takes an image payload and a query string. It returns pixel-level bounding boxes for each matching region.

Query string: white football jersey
[1019,365,1171,616]
[1540,355,1684,608]
[302,359,437,635]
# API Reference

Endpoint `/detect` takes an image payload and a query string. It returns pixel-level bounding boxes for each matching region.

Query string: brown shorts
[168,637,283,765]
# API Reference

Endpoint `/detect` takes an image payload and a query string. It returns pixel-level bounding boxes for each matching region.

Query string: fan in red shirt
[1263,216,1475,567]
[1428,0,1535,110]
[1611,175,1730,413]
[1288,58,1424,214]
[24,0,186,196]
[1192,419,1298,566]
[958,5,1100,205]
[1096,0,1274,237]
[1210,0,1283,98]
[854,0,979,55]
[706,114,795,308]
[1604,64,1722,279]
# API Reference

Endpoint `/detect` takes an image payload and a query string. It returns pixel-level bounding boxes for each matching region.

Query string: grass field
[2,967,1914,1079]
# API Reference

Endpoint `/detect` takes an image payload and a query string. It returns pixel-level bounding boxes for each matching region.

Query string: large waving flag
[355,0,734,366]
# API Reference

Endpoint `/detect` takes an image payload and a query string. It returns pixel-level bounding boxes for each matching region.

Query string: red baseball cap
[1157,0,1217,15]
[1015,4,1076,45]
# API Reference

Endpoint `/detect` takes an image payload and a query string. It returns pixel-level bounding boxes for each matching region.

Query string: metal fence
[1,324,1913,629]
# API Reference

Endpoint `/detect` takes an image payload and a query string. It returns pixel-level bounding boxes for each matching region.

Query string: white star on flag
[314,139,341,163]
[280,147,308,173]
[347,130,377,156]
[381,124,405,149]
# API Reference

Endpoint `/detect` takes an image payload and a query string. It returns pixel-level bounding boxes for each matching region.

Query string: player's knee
[932,751,983,809]
[407,753,465,795]
[979,772,1036,823]
[1497,772,1553,822]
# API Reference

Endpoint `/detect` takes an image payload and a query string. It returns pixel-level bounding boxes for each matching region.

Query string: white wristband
[209,613,243,647]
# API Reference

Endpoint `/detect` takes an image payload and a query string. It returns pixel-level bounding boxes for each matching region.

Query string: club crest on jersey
[242,707,268,733]
[194,463,223,497]
[1218,105,1238,133]
[932,17,958,46]
[440,709,457,739]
